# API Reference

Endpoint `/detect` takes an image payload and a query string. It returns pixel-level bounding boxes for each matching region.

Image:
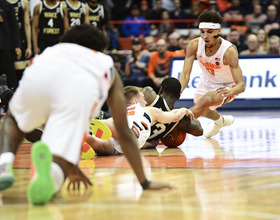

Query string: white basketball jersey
[29,43,114,114]
[114,103,152,153]
[126,103,152,149]
[197,37,235,86]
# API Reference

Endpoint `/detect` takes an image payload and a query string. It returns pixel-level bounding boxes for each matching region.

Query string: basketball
[160,127,186,148]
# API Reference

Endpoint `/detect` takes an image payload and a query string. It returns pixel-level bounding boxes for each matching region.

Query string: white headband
[199,22,221,29]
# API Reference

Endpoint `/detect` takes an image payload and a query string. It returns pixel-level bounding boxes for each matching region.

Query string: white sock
[214,115,223,125]
[0,152,15,165]
[50,162,64,193]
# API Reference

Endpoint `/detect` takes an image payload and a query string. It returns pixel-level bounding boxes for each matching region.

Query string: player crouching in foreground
[0,25,174,205]
[86,86,194,156]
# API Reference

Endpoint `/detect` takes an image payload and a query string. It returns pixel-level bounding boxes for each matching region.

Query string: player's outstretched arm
[147,107,194,124]
[142,86,157,106]
[179,38,198,92]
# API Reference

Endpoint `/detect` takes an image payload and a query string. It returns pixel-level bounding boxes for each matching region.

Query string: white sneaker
[0,163,14,191]
[203,115,234,138]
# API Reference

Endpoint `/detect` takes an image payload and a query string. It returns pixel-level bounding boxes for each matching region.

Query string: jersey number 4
[48,18,54,27]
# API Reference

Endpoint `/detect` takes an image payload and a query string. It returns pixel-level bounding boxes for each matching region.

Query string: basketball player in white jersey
[86,86,194,155]
[179,10,245,138]
[0,25,174,205]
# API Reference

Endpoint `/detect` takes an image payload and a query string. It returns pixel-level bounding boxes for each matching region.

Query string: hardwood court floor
[1,110,280,220]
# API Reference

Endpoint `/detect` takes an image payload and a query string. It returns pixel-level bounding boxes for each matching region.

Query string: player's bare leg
[189,92,234,138]
[0,112,25,191]
[86,134,115,156]
[190,91,222,119]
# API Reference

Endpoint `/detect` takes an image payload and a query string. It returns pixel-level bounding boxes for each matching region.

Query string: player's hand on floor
[145,181,176,190]
[67,165,93,191]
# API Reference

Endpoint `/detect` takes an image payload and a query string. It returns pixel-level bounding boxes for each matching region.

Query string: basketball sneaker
[0,163,14,191]
[203,115,234,138]
[90,119,112,140]
[27,141,55,205]
[81,142,96,160]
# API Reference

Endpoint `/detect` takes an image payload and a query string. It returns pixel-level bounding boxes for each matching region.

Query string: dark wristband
[141,180,151,190]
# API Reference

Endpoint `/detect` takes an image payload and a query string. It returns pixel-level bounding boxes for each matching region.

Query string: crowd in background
[106,0,280,92]
[1,0,280,111]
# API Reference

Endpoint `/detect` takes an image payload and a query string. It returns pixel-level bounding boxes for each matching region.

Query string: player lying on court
[142,77,203,148]
[179,10,245,138]
[24,78,202,149]
[86,86,195,156]
[0,25,174,205]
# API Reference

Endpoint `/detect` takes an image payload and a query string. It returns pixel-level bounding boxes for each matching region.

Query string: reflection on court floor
[1,111,280,219]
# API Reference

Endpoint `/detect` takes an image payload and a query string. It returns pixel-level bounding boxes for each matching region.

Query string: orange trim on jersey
[223,95,233,105]
[127,106,136,116]
[131,125,140,138]
[29,58,34,66]
[141,121,149,130]
[91,102,98,116]
[223,85,236,105]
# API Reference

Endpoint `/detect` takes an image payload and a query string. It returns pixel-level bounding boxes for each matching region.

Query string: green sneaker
[0,163,14,191]
[27,141,55,205]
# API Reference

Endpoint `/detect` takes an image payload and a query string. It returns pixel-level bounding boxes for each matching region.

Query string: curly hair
[198,10,223,24]
[60,24,108,52]
[161,77,181,99]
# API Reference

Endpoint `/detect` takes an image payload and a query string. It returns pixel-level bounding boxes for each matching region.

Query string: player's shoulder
[223,44,239,66]
[189,37,199,46]
[142,86,154,95]
[143,86,157,105]
[98,51,113,63]
[224,44,238,59]
[187,37,199,52]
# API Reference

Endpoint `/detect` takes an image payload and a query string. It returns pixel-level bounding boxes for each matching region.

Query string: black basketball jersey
[64,0,85,27]
[148,95,178,141]
[38,0,64,45]
[86,3,108,30]
[7,0,26,45]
